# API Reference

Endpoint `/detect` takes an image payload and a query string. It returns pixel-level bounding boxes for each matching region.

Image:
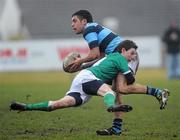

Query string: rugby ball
[63,52,81,72]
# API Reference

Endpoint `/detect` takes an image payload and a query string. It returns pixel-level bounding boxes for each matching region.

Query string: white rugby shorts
[66,70,99,105]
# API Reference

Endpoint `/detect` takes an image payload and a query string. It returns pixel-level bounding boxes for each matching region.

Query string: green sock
[103,93,115,107]
[26,101,51,111]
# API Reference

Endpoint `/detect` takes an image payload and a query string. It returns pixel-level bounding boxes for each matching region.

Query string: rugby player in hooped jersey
[70,10,140,135]
[69,10,169,136]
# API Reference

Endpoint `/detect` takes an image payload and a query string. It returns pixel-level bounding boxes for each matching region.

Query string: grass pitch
[0,69,180,140]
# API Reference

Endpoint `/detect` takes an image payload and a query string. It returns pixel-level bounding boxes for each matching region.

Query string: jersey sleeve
[83,26,99,49]
[116,55,131,75]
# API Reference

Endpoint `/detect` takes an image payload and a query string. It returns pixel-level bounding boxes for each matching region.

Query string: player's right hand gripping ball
[63,52,81,73]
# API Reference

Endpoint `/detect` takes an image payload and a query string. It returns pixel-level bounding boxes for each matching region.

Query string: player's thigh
[115,73,128,93]
[82,79,117,98]
[112,73,126,91]
[67,70,93,105]
[82,79,104,95]
[116,73,127,86]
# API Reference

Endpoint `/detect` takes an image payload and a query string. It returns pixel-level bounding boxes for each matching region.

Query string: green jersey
[87,52,131,84]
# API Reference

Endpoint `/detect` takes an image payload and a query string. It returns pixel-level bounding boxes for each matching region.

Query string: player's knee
[51,97,76,109]
[62,97,76,107]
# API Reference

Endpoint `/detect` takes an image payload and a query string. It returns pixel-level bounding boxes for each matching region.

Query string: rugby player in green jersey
[10,40,169,135]
[10,40,137,115]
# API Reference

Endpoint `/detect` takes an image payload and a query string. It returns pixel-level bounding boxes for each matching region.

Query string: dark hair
[116,40,138,53]
[72,10,93,23]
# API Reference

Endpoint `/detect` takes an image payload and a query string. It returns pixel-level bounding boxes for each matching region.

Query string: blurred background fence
[0,0,180,72]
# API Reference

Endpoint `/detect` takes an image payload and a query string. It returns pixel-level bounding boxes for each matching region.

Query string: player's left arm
[117,57,135,85]
[69,47,100,71]
[78,52,105,70]
[124,72,135,85]
[78,47,100,64]
[70,26,102,71]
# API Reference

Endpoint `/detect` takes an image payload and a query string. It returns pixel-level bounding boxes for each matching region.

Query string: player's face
[121,48,137,62]
[71,16,87,34]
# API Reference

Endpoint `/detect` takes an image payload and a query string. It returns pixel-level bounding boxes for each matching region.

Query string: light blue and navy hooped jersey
[83,22,124,54]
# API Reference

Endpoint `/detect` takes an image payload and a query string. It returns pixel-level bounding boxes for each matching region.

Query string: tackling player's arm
[124,72,135,85]
[118,55,135,85]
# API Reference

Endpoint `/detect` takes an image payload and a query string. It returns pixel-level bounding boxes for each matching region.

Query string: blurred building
[0,0,180,39]
[1,0,179,71]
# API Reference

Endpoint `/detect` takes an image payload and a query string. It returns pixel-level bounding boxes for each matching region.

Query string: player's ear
[121,48,126,53]
[82,19,87,25]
